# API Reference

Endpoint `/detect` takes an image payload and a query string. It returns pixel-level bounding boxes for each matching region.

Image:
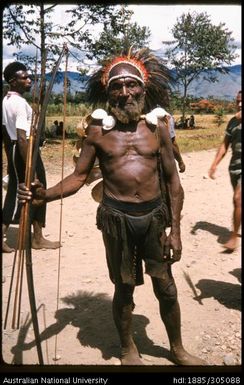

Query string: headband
[101,57,149,87]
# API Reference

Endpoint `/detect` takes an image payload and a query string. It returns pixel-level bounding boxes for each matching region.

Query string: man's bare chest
[96,127,159,158]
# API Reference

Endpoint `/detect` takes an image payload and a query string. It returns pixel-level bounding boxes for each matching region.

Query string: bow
[4,44,68,364]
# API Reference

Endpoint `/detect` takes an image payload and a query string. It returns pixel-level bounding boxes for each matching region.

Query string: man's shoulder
[3,93,28,106]
[85,119,103,138]
[226,116,241,132]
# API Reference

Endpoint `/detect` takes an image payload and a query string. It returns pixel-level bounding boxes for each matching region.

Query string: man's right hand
[208,165,217,179]
[17,180,46,206]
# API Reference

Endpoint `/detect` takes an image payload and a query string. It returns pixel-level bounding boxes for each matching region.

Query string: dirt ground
[1,147,241,376]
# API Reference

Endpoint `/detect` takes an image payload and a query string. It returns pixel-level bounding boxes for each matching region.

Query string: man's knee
[152,277,178,304]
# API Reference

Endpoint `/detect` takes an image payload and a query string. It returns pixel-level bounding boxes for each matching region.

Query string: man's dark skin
[19,64,206,365]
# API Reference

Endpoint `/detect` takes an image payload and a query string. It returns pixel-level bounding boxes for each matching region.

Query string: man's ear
[9,78,17,87]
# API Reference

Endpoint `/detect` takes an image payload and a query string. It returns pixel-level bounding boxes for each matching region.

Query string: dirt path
[1,149,241,375]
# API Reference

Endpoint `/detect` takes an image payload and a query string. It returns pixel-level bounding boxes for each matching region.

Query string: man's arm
[171,138,186,173]
[165,115,185,173]
[208,135,230,179]
[18,129,97,204]
[159,119,184,262]
[17,128,29,161]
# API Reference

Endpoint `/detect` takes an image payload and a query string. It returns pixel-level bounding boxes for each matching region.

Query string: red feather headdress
[86,48,172,113]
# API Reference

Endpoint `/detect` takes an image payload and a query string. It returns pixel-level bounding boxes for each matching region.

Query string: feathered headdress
[86,48,172,113]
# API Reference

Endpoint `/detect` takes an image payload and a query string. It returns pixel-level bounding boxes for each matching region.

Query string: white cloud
[129,4,241,63]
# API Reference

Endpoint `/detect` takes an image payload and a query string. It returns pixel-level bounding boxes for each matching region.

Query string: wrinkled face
[10,70,32,94]
[107,63,145,123]
[236,92,242,112]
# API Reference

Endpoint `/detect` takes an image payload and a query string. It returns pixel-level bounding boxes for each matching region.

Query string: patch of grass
[45,116,82,137]
[174,114,230,153]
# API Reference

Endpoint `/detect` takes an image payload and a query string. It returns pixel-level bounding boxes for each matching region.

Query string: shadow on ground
[191,221,231,244]
[194,279,241,311]
[9,290,171,365]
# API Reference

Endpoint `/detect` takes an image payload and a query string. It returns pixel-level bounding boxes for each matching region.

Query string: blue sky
[2,4,241,71]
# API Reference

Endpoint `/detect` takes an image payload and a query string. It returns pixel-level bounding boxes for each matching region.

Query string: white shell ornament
[102,115,116,130]
[91,108,108,120]
[151,107,169,117]
[145,112,158,126]
[145,107,170,125]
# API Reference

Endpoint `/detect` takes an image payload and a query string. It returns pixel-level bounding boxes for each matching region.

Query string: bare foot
[121,346,144,365]
[32,238,61,250]
[223,236,238,252]
[171,348,207,366]
[2,241,14,253]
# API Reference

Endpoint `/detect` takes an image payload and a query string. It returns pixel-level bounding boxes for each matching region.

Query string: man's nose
[121,83,129,97]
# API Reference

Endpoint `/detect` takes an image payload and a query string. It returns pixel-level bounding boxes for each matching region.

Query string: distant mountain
[46,71,89,95]
[48,65,241,100]
[171,65,241,100]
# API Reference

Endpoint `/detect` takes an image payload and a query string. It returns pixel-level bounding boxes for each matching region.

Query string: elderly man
[18,49,206,366]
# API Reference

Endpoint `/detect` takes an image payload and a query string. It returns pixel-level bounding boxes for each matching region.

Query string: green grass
[45,116,82,137]
[174,114,230,153]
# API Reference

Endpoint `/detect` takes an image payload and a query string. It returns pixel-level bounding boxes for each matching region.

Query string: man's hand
[17,180,45,206]
[178,161,186,173]
[164,231,182,264]
[208,165,217,179]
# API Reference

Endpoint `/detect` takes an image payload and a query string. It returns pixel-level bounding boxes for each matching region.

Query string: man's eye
[111,85,121,91]
[128,82,137,88]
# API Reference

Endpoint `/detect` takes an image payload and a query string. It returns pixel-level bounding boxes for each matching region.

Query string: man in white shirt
[2,61,60,252]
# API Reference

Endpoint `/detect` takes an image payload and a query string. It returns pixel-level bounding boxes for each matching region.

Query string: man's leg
[112,283,143,365]
[223,183,241,251]
[31,154,60,250]
[152,274,207,365]
[32,220,60,250]
[2,224,14,253]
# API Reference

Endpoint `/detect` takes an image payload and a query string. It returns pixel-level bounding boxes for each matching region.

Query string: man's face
[107,63,145,124]
[10,70,32,93]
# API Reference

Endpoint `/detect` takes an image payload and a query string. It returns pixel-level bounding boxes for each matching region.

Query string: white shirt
[2,91,32,140]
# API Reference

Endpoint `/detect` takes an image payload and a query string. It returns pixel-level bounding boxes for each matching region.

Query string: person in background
[208,90,242,251]
[57,121,67,137]
[189,114,195,129]
[2,61,60,252]
[49,120,59,137]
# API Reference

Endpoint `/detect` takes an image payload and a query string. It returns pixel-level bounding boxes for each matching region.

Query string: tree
[86,6,151,62]
[2,5,130,79]
[164,12,237,118]
[3,4,151,107]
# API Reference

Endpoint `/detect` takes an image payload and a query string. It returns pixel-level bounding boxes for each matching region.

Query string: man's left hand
[164,231,182,263]
[178,161,186,173]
